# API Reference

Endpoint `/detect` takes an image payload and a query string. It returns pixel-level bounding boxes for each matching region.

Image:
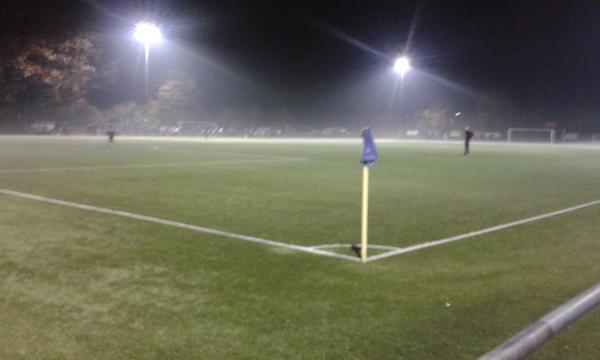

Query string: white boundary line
[0,158,307,174]
[366,199,600,262]
[0,189,359,262]
[3,188,598,264]
[161,150,297,159]
[311,244,401,251]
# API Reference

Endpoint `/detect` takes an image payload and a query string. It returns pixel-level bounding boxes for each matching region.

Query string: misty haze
[1,1,599,359]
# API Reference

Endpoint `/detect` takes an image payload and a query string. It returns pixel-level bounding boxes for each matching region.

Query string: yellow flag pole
[361,165,370,263]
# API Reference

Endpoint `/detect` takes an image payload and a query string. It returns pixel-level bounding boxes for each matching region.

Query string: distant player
[464,126,474,155]
[106,121,116,144]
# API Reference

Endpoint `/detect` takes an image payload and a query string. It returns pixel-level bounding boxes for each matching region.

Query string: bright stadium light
[393,56,411,77]
[134,22,162,46]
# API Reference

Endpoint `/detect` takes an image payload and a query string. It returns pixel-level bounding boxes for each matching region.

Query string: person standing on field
[106,120,116,144]
[464,126,474,155]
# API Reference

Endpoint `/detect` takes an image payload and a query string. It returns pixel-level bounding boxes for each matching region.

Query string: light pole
[392,56,411,136]
[133,22,162,100]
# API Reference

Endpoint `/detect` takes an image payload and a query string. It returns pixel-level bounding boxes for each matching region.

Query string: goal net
[507,128,555,143]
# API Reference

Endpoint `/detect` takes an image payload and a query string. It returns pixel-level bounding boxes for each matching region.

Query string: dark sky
[1,0,599,126]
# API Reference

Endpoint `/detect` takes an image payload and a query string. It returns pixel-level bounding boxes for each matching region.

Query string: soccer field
[1,136,599,359]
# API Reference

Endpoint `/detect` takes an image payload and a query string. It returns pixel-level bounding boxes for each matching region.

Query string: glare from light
[455,112,462,116]
[134,23,162,46]
[393,56,411,77]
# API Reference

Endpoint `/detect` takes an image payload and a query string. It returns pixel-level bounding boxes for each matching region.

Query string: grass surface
[0,136,599,359]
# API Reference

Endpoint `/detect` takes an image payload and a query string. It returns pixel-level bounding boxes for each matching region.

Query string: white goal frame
[507,128,555,143]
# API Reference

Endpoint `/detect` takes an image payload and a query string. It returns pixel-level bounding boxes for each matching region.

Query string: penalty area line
[0,158,307,175]
[366,199,600,263]
[0,189,359,262]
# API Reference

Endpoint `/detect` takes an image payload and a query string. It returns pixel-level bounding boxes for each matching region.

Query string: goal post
[507,128,555,143]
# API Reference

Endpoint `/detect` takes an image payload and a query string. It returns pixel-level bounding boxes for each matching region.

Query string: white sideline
[0,189,359,262]
[366,199,600,262]
[0,158,307,174]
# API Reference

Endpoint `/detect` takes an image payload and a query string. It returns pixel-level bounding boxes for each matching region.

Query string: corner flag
[359,128,377,263]
[361,128,378,168]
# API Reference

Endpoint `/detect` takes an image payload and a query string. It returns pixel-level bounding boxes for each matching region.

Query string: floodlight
[393,56,411,77]
[134,23,162,46]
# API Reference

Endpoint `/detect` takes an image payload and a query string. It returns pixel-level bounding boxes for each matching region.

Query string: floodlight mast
[391,56,412,137]
[133,23,162,100]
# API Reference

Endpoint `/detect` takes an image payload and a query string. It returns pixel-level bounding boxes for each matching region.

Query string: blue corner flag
[360,128,378,168]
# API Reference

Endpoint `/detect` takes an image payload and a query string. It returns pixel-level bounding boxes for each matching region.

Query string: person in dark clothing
[106,121,116,144]
[464,126,474,155]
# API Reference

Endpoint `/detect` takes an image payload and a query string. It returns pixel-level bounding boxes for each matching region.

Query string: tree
[13,35,99,107]
[0,37,27,105]
[475,94,520,130]
[419,103,451,134]
[140,73,199,125]
[0,33,117,128]
[155,76,197,112]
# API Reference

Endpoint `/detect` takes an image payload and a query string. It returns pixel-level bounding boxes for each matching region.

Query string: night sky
[1,0,599,128]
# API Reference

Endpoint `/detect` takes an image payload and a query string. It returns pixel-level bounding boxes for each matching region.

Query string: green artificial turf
[0,136,599,359]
